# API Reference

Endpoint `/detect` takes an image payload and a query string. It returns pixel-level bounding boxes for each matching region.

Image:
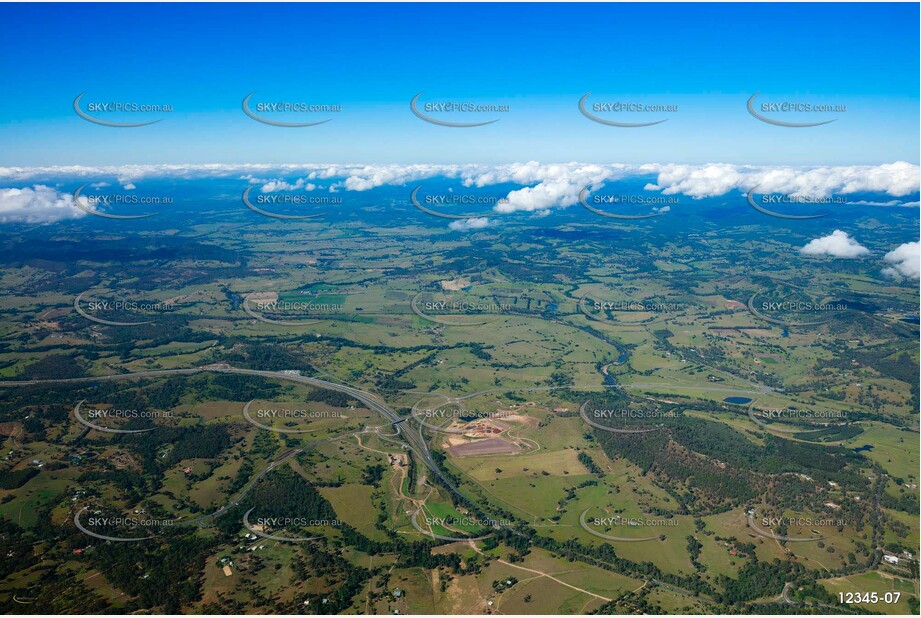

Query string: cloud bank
[644,161,920,200]
[1,161,918,217]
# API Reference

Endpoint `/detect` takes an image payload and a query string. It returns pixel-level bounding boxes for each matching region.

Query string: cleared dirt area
[448,438,520,457]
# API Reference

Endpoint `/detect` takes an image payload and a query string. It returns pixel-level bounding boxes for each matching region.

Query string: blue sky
[0,2,917,166]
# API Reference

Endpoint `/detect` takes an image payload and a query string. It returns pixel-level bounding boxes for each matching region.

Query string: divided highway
[0,364,466,514]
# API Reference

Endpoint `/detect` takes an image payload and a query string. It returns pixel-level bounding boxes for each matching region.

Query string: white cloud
[478,162,623,214]
[644,161,920,200]
[882,241,920,279]
[0,185,85,224]
[448,217,490,231]
[331,164,469,191]
[800,230,870,258]
[643,163,744,199]
[0,162,917,219]
[494,180,579,213]
[847,199,920,208]
[260,178,305,192]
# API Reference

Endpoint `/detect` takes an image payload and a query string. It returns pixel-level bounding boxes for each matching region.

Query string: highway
[0,364,467,518]
[225,367,462,501]
[4,363,722,601]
